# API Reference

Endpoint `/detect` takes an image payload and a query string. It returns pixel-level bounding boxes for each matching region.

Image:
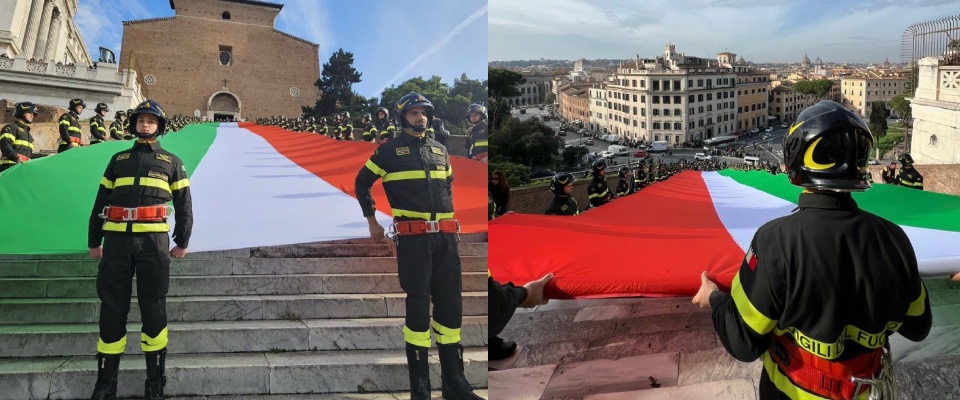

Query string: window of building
[698,106,704,113]
[655,134,661,141]
[640,80,646,88]
[674,122,682,130]
[653,122,661,129]
[674,96,681,103]
[625,118,630,125]
[689,95,695,102]
[633,120,638,127]
[664,109,671,116]
[723,78,729,85]
[698,94,704,102]
[664,96,671,104]
[689,122,695,129]
[633,107,637,115]
[632,79,637,87]
[641,108,646,116]
[653,96,660,104]
[698,120,704,127]
[698,79,704,87]
[688,79,694,87]
[707,117,713,124]
[222,11,231,20]
[690,107,695,115]
[641,121,646,128]
[653,80,660,91]
[664,122,671,131]
[219,45,233,66]
[707,93,712,101]
[641,95,646,103]
[674,80,681,90]
[653,109,660,116]
[633,94,637,102]
[675,108,681,115]
[707,105,713,112]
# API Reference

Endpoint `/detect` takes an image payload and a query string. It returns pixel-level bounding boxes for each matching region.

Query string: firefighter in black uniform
[615,167,631,197]
[895,153,923,190]
[587,159,613,208]
[88,99,193,400]
[354,92,480,400]
[375,106,396,142]
[881,162,896,184]
[359,112,377,142]
[58,98,85,152]
[465,104,487,162]
[0,102,41,172]
[339,111,354,140]
[693,101,931,400]
[109,111,126,140]
[328,114,340,139]
[90,103,109,145]
[123,109,135,140]
[544,172,580,215]
[633,160,648,192]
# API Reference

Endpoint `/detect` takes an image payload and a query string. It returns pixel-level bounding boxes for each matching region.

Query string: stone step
[0,316,489,357]
[0,272,488,298]
[0,241,487,260]
[0,256,488,277]
[165,391,489,399]
[0,292,488,324]
[0,348,487,399]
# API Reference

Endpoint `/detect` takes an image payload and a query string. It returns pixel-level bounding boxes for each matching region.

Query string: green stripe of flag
[718,169,960,233]
[0,124,219,254]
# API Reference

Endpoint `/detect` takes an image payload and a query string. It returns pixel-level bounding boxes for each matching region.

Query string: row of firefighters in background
[1,98,201,171]
[256,103,491,162]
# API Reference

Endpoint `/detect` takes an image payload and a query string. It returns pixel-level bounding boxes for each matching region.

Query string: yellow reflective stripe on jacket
[100,177,115,189]
[59,119,71,126]
[588,189,609,199]
[392,209,455,220]
[906,284,927,317]
[730,271,778,335]
[113,177,171,193]
[382,170,451,182]
[0,159,16,164]
[365,159,387,177]
[761,352,871,400]
[141,327,169,352]
[103,221,171,232]
[900,180,923,187]
[470,140,489,150]
[170,178,190,191]
[97,335,127,354]
[67,126,81,132]
[0,133,14,141]
[403,325,431,348]
[432,321,462,344]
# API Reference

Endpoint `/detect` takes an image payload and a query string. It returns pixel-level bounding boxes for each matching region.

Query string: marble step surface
[0,272,488,298]
[0,291,488,325]
[0,256,488,277]
[0,241,487,260]
[0,348,487,399]
[0,316,489,357]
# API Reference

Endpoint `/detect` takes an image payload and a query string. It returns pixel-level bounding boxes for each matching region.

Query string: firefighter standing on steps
[587,159,613,208]
[375,106,396,142]
[109,111,125,140]
[58,98,85,152]
[354,92,481,400]
[88,99,193,400]
[89,103,109,145]
[0,102,41,173]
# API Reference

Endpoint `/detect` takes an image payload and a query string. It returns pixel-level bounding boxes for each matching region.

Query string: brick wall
[505,168,960,215]
[119,14,319,119]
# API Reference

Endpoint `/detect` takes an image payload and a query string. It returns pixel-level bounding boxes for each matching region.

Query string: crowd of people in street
[1,98,200,174]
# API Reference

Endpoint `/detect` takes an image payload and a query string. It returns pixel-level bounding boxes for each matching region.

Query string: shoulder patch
[116,153,130,161]
[430,146,444,155]
[156,154,172,163]
[396,147,411,156]
[561,205,568,211]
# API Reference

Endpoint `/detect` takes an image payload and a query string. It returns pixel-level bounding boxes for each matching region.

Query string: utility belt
[60,137,82,145]
[99,205,172,222]
[769,335,896,400]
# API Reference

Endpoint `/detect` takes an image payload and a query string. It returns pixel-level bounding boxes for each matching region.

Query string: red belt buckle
[424,221,440,233]
[123,207,138,221]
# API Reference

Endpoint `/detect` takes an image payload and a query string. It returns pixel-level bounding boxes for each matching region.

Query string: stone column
[31,0,55,60]
[19,0,45,58]
[43,13,63,63]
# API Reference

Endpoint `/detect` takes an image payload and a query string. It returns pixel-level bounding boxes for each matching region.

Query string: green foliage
[868,101,890,138]
[490,117,561,167]
[876,125,905,157]
[889,94,911,126]
[378,74,487,135]
[544,92,557,104]
[489,67,526,130]
[562,146,589,168]
[303,49,364,118]
[792,79,834,101]
[489,162,531,187]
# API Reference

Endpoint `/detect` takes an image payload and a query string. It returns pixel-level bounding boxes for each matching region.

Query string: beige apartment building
[840,73,908,118]
[769,83,818,122]
[600,45,738,145]
[557,83,590,124]
[717,52,770,132]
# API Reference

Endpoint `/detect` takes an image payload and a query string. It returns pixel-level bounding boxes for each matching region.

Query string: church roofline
[273,29,319,48]
[169,0,284,10]
[123,16,177,25]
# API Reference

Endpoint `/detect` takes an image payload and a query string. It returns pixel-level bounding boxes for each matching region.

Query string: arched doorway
[207,91,241,121]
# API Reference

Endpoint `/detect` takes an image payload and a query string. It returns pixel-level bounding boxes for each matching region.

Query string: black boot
[90,353,121,400]
[489,336,517,361]
[405,344,431,400]
[144,348,167,400]
[438,343,482,400]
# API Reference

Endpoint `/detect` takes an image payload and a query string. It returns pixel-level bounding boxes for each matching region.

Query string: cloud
[276,0,335,68]
[371,2,488,98]
[74,0,152,58]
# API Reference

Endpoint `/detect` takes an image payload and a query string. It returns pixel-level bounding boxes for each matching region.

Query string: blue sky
[75,0,487,99]
[489,0,960,64]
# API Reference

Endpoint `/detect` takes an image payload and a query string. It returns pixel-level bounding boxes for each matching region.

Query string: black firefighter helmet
[897,153,915,167]
[14,102,39,121]
[550,172,576,195]
[395,92,434,133]
[129,99,168,138]
[782,100,873,191]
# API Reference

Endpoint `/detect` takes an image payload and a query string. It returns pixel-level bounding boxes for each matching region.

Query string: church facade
[119,0,320,120]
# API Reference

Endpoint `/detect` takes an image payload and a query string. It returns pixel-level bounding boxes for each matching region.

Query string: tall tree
[888,94,911,127]
[792,79,834,102]
[490,117,560,167]
[488,67,526,130]
[378,74,487,135]
[868,101,890,138]
[302,48,363,118]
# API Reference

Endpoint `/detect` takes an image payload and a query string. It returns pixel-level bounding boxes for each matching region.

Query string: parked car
[750,128,760,133]
[634,150,649,158]
[694,153,712,161]
[558,130,567,136]
[764,127,774,133]
[868,159,880,165]
[583,138,594,145]
[780,123,788,128]
[529,169,555,179]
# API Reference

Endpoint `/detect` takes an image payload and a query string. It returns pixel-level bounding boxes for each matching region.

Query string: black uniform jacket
[88,141,194,248]
[355,131,454,221]
[710,192,931,398]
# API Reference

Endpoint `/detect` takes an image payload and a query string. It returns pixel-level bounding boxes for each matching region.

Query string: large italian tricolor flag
[0,123,487,255]
[489,170,960,299]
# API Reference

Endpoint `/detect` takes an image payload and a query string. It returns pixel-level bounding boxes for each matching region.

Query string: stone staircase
[0,236,488,399]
